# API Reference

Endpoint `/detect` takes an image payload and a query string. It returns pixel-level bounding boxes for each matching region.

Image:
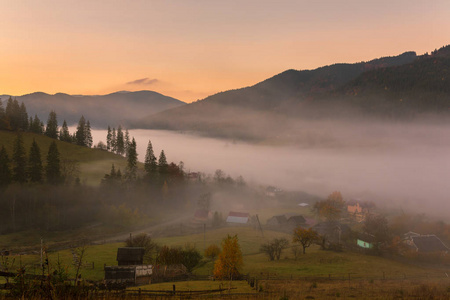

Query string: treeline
[0,97,94,147]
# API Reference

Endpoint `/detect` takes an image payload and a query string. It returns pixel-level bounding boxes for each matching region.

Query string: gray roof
[117,247,145,262]
[411,235,449,253]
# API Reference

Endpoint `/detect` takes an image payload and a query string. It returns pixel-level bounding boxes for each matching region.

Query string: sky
[1,0,449,103]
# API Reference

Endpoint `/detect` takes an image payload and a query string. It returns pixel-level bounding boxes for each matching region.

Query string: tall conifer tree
[28,139,43,182]
[12,134,27,183]
[0,145,12,186]
[46,141,61,185]
[45,111,58,139]
[144,140,157,176]
[116,125,124,155]
[75,116,86,146]
[125,137,138,180]
[106,126,112,151]
[85,120,93,148]
[59,120,72,142]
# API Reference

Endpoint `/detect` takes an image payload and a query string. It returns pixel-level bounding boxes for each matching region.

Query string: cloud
[126,78,159,85]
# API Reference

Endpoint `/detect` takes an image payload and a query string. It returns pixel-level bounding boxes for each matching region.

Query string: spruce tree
[106,126,112,151]
[46,141,61,185]
[85,120,93,148]
[158,150,168,174]
[0,145,12,186]
[5,97,20,130]
[111,128,117,153]
[12,134,27,183]
[28,139,43,182]
[125,137,138,180]
[45,110,58,139]
[144,140,157,176]
[124,129,130,156]
[19,102,28,131]
[0,100,8,130]
[116,125,124,155]
[59,120,72,142]
[29,114,43,133]
[75,116,86,146]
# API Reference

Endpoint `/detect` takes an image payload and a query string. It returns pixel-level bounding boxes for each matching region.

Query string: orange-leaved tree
[313,191,346,221]
[213,235,243,280]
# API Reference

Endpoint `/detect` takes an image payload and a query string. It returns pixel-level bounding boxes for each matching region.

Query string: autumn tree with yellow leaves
[213,235,243,280]
[313,191,346,221]
[293,227,319,254]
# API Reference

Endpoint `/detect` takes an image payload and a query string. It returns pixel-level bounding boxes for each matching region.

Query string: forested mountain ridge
[0,90,185,128]
[136,46,449,140]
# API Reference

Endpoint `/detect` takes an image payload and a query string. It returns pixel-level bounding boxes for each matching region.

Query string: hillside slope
[135,51,419,138]
[0,130,127,185]
[0,90,185,128]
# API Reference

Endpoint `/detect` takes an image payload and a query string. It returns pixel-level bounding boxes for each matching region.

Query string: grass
[4,225,446,283]
[129,280,255,294]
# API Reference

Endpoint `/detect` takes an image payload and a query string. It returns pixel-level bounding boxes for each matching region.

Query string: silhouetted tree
[12,134,27,183]
[124,129,130,156]
[46,141,62,185]
[144,140,157,177]
[0,100,9,130]
[125,137,138,180]
[45,111,59,139]
[19,102,28,130]
[28,139,43,183]
[75,116,86,146]
[29,114,44,134]
[106,126,112,151]
[111,127,117,153]
[59,120,72,142]
[0,145,11,186]
[5,97,20,130]
[158,150,168,174]
[85,120,93,148]
[116,125,124,155]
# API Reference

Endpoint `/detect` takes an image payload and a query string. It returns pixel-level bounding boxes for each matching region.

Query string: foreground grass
[3,226,447,284]
[129,280,255,294]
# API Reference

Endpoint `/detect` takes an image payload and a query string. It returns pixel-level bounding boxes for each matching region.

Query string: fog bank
[89,120,450,217]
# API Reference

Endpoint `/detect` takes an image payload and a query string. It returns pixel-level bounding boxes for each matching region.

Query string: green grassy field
[0,130,127,185]
[4,225,445,283]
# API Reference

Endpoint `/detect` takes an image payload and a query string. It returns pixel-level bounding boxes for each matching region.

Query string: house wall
[357,239,373,249]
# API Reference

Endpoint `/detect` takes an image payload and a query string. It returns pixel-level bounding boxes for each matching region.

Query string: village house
[356,233,376,249]
[226,211,250,224]
[347,200,370,222]
[404,234,449,253]
[266,215,288,227]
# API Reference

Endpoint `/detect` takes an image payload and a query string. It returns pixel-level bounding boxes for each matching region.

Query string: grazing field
[5,226,448,283]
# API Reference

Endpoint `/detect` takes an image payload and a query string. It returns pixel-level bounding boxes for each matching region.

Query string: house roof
[287,215,306,225]
[357,233,376,243]
[116,247,145,262]
[411,235,449,253]
[313,222,351,236]
[226,211,249,223]
[194,209,209,220]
